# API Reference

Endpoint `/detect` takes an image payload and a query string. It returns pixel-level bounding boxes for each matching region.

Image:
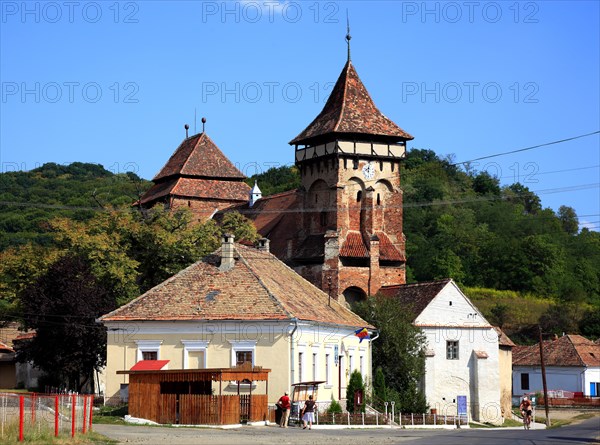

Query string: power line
[451,131,600,165]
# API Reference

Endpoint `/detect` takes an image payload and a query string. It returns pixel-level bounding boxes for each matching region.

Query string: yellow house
[99,235,375,409]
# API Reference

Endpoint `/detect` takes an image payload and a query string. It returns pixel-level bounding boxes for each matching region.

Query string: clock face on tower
[362,162,375,180]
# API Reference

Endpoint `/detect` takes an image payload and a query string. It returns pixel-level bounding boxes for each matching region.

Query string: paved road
[94,417,600,445]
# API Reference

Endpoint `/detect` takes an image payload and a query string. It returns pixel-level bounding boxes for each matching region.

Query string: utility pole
[538,326,551,427]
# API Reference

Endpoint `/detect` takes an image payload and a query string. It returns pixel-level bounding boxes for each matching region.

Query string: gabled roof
[289,61,413,146]
[379,279,452,320]
[513,334,600,368]
[153,133,246,181]
[100,243,371,329]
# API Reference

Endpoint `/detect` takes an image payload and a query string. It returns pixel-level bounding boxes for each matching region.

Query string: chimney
[219,233,235,271]
[257,238,270,252]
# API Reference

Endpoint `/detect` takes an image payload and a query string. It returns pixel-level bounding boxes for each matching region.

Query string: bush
[346,370,365,413]
[327,397,342,414]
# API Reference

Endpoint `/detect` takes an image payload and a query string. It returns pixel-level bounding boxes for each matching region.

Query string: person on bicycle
[520,395,532,426]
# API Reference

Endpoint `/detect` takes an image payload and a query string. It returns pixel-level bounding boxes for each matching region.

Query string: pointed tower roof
[289,61,413,146]
[154,132,245,181]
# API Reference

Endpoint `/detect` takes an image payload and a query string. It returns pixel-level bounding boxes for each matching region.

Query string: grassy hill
[0,162,151,250]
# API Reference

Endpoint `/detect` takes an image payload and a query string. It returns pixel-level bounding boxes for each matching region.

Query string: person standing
[301,395,316,430]
[278,392,291,428]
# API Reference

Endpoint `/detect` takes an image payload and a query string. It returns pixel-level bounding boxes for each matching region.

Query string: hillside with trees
[247,153,600,341]
[1,157,599,345]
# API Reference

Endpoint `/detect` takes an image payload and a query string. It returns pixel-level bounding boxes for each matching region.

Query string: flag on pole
[354,327,370,343]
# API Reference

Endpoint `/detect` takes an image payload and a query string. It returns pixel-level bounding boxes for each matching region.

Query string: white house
[381,279,504,424]
[512,334,600,398]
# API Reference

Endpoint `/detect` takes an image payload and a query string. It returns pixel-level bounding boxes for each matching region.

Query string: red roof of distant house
[513,334,600,367]
[130,360,170,371]
[0,340,14,353]
[290,61,413,146]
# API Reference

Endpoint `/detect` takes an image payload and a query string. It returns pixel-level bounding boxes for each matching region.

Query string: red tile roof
[290,61,413,146]
[140,177,250,205]
[512,334,600,367]
[130,360,169,371]
[100,243,371,329]
[340,231,368,258]
[376,232,405,262]
[154,133,246,181]
[379,279,452,320]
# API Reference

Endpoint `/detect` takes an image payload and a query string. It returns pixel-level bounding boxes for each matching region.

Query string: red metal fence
[538,396,600,407]
[0,393,93,442]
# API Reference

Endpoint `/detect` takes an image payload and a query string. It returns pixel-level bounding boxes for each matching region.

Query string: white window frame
[324,345,333,388]
[228,340,257,367]
[446,340,459,360]
[181,340,209,369]
[311,344,320,381]
[135,340,162,362]
[359,346,367,378]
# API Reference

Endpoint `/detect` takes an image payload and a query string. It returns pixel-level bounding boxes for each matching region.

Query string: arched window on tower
[356,190,362,202]
[377,193,381,205]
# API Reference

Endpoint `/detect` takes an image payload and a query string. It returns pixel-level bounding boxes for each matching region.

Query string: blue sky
[1,1,599,230]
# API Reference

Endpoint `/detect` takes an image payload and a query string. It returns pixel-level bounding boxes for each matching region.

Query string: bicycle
[522,410,532,430]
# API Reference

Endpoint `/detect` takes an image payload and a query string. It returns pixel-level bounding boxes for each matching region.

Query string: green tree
[558,205,579,235]
[346,370,365,413]
[352,295,428,413]
[372,367,388,409]
[220,211,260,244]
[15,255,117,392]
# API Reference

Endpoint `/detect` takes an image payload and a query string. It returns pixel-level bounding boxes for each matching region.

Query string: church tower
[288,39,413,305]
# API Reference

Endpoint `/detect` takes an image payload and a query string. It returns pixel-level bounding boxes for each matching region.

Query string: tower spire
[346,10,351,62]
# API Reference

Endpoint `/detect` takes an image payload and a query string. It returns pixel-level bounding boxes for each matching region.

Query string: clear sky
[1,1,599,230]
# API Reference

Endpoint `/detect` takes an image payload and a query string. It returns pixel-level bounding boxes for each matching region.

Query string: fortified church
[140,39,413,305]
[126,36,507,424]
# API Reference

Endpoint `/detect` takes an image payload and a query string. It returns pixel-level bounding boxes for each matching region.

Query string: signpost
[457,395,467,427]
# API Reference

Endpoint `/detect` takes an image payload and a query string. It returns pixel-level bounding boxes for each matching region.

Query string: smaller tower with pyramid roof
[139,132,251,221]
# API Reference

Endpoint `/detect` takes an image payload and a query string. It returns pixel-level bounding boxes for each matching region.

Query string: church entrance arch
[341,286,367,307]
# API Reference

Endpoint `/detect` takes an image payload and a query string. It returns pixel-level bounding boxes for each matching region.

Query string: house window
[349,354,354,373]
[325,354,330,385]
[590,382,599,396]
[446,341,459,360]
[521,373,530,391]
[359,355,364,376]
[142,351,157,361]
[181,340,209,369]
[136,340,162,362]
[236,351,253,367]
[298,352,303,382]
[229,340,257,367]
[312,353,317,380]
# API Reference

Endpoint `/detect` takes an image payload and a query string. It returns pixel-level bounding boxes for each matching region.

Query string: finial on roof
[345,10,351,62]
[202,117,207,133]
[184,124,189,138]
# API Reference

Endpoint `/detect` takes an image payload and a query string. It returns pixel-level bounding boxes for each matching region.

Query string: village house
[380,279,507,424]
[99,235,374,416]
[512,334,600,398]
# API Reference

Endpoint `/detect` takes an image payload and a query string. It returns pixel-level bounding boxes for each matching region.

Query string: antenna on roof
[202,117,207,133]
[194,108,197,134]
[184,124,189,138]
[346,10,351,62]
